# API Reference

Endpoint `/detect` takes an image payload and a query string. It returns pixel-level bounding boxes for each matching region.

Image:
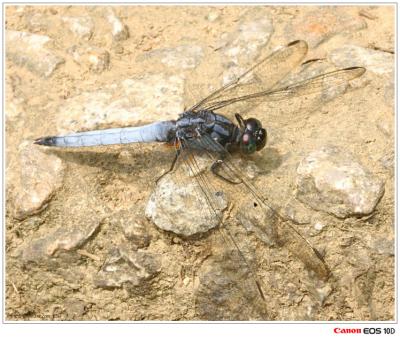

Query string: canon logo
[334,328,362,334]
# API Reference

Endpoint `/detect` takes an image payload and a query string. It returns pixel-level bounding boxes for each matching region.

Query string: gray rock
[56,74,184,134]
[6,30,65,77]
[105,8,129,41]
[218,16,273,83]
[62,16,94,41]
[109,210,151,248]
[329,45,394,75]
[68,45,110,73]
[19,219,100,266]
[296,146,385,218]
[146,167,227,236]
[138,45,204,70]
[13,141,65,220]
[93,245,161,289]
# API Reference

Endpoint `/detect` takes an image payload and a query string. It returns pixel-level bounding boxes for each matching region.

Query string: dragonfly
[34,40,366,319]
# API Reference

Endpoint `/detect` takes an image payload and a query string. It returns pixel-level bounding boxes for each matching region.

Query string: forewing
[189,40,308,112]
[205,66,366,113]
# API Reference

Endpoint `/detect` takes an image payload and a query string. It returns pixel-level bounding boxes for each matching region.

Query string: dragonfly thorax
[175,110,240,153]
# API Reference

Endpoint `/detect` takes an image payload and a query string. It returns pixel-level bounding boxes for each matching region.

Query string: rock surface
[13,141,65,220]
[68,45,110,73]
[93,245,161,289]
[296,146,385,218]
[218,14,274,83]
[105,8,129,41]
[6,30,65,77]
[62,16,94,41]
[146,172,227,236]
[19,219,100,266]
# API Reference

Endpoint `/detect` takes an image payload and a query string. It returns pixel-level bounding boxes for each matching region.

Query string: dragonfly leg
[156,152,179,184]
[211,159,242,185]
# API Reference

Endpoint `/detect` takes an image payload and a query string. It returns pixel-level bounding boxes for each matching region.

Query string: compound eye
[255,128,267,151]
[245,118,262,131]
[240,132,257,154]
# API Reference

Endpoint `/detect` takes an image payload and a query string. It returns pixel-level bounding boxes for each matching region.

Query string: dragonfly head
[235,113,267,155]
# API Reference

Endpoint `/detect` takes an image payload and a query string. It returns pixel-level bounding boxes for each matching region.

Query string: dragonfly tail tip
[34,136,55,146]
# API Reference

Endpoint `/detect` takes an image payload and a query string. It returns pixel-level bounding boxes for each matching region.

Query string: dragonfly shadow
[44,146,176,176]
[251,147,283,174]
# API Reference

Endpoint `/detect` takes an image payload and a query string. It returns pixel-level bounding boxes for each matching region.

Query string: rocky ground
[5,5,394,321]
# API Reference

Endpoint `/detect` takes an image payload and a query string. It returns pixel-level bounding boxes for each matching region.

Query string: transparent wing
[200,66,366,114]
[150,140,270,318]
[193,133,331,280]
[188,40,308,112]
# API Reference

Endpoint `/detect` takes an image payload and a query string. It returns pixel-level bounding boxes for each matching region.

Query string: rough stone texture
[6,30,65,77]
[108,210,151,248]
[146,172,227,236]
[68,45,110,72]
[56,74,184,133]
[105,7,129,41]
[93,245,161,289]
[62,16,94,41]
[19,219,100,266]
[138,45,204,70]
[296,146,385,218]
[329,45,394,75]
[13,141,65,220]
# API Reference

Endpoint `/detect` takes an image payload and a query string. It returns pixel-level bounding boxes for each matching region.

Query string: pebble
[19,219,100,266]
[146,170,227,236]
[6,30,65,77]
[68,45,110,73]
[13,141,65,220]
[296,146,385,218]
[105,8,129,41]
[93,245,161,289]
[62,16,94,41]
[108,210,151,248]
